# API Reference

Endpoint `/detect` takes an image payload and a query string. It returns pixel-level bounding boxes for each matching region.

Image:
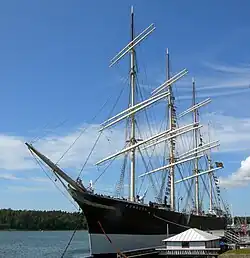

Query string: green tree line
[0,209,87,230]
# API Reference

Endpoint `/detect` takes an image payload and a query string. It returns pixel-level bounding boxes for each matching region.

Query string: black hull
[69,189,227,256]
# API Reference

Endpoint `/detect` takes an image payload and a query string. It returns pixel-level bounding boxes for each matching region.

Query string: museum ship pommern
[26,6,229,257]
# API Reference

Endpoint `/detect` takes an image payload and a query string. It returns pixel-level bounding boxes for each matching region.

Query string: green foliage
[227,249,250,254]
[220,249,250,255]
[0,209,87,230]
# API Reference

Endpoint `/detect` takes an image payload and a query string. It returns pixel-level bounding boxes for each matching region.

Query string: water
[0,230,90,258]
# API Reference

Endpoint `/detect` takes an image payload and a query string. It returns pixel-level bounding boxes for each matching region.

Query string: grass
[220,248,250,255]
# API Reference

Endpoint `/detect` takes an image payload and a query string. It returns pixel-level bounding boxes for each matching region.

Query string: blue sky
[0,0,250,215]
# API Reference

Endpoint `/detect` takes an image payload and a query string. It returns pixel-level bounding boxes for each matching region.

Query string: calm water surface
[0,230,90,258]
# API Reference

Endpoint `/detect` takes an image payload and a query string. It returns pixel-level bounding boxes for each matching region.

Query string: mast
[192,78,199,215]
[231,204,235,226]
[167,49,176,211]
[166,49,170,86]
[208,123,213,212]
[129,6,136,202]
[160,48,171,204]
[208,155,213,212]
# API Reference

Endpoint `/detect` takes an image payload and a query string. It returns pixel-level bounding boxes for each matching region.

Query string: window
[205,241,211,248]
[182,241,190,248]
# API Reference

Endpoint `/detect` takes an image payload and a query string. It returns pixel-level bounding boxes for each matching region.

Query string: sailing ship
[25,7,229,257]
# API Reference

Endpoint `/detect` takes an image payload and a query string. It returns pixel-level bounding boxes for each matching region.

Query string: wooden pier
[116,247,160,257]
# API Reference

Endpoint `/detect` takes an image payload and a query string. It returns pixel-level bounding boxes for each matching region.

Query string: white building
[157,228,221,257]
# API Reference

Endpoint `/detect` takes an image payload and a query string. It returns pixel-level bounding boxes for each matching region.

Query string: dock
[85,228,231,257]
[117,247,160,257]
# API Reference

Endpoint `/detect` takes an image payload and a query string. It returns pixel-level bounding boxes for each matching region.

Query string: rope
[115,112,130,197]
[31,119,68,144]
[93,158,115,185]
[60,211,82,258]
[137,147,158,198]
[97,221,128,258]
[28,144,85,258]
[115,152,128,197]
[153,214,190,229]
[29,150,78,209]
[77,131,103,178]
[77,76,128,181]
[56,93,112,165]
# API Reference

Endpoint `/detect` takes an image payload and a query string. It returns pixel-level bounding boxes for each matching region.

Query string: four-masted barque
[26,7,229,257]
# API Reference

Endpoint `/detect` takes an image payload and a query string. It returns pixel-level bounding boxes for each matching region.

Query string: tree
[0,209,87,230]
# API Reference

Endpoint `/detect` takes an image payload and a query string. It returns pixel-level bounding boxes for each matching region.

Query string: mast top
[166,48,169,54]
[131,5,134,14]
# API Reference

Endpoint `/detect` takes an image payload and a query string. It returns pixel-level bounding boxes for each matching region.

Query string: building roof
[162,228,221,242]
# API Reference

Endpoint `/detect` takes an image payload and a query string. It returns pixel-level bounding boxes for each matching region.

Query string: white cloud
[203,112,250,153]
[0,134,35,170]
[173,112,250,189]
[219,156,250,188]
[176,88,250,101]
[0,173,21,180]
[30,177,50,183]
[0,173,50,183]
[35,124,125,169]
[0,111,250,191]
[5,185,54,193]
[176,63,250,92]
[0,124,125,171]
[1,174,64,194]
[202,112,250,189]
[203,62,250,75]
